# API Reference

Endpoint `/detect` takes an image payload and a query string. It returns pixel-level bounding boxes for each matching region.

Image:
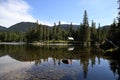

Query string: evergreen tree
[83,10,89,27]
[73,23,81,41]
[39,24,43,41]
[46,26,49,41]
[52,23,57,40]
[80,10,91,46]
[91,20,97,44]
[109,19,117,39]
[56,21,62,40]
[68,22,74,37]
[97,23,101,43]
[108,19,120,45]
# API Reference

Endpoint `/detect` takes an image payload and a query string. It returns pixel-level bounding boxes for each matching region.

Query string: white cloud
[0,0,36,28]
[54,21,80,25]
[60,21,71,24]
[38,20,53,26]
[38,21,80,27]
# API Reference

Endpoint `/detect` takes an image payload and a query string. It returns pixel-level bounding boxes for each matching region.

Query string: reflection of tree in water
[69,46,102,79]
[110,59,120,80]
[0,44,105,79]
[75,47,90,79]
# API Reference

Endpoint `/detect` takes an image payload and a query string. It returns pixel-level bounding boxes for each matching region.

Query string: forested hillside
[0,10,110,45]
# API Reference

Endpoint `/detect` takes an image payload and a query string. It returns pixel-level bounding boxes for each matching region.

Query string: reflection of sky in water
[0,55,34,74]
[87,58,115,80]
[0,55,117,80]
[25,57,115,80]
[0,45,119,80]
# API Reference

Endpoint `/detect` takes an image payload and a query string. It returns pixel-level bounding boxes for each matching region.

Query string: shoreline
[0,41,94,46]
[29,42,73,46]
[0,42,26,45]
[0,42,73,46]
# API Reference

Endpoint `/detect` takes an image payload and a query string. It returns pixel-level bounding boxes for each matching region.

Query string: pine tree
[52,23,57,40]
[109,19,116,39]
[56,21,62,40]
[97,23,101,43]
[91,20,97,44]
[109,19,120,45]
[68,22,73,37]
[83,10,89,27]
[80,10,91,46]
[40,24,43,41]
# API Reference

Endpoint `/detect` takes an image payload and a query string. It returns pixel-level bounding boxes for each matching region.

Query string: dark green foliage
[108,19,120,46]
[78,10,91,46]
[56,21,63,40]
[82,10,90,42]
[25,23,50,42]
[0,10,113,45]
[83,10,89,27]
[51,23,57,40]
[95,23,108,43]
[25,21,72,42]
[26,28,37,42]
[5,10,105,45]
[90,20,97,44]
[0,32,25,42]
[68,22,73,37]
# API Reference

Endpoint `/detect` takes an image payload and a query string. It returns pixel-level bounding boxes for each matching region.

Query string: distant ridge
[7,22,37,32]
[0,25,7,31]
[0,22,111,32]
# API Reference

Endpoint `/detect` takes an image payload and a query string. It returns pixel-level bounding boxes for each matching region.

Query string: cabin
[68,37,74,40]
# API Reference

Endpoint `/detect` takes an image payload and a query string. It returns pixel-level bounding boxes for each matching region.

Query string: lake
[0,44,120,80]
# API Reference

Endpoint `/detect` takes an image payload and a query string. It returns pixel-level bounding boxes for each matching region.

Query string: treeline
[0,32,25,42]
[25,23,68,42]
[107,19,120,46]
[0,10,111,45]
[25,10,108,45]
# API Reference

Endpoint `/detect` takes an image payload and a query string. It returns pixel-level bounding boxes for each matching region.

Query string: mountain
[0,25,7,31]
[0,22,110,32]
[7,22,37,32]
[60,24,80,30]
[102,25,111,30]
[6,22,80,32]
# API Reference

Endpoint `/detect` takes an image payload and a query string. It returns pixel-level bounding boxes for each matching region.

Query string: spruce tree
[80,10,91,46]
[91,20,97,44]
[97,23,101,43]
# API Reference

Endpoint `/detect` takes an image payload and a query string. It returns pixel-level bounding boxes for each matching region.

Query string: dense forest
[0,11,108,45]
[0,10,120,48]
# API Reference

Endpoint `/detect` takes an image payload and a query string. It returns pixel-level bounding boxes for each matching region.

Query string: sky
[0,0,118,28]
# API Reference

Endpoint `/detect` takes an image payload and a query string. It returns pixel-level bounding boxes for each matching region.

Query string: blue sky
[0,0,118,27]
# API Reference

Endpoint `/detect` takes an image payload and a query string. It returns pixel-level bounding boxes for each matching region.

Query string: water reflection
[62,59,72,64]
[0,44,119,80]
[110,59,120,80]
[68,46,74,51]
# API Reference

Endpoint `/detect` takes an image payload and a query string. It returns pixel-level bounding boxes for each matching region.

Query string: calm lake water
[0,44,120,80]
